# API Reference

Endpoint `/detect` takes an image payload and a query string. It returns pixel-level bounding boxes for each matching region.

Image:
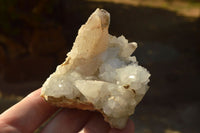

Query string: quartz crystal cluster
[41,8,150,129]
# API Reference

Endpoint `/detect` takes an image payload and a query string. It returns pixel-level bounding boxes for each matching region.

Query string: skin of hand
[0,88,134,133]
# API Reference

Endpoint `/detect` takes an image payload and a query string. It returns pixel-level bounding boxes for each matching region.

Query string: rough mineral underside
[41,8,150,129]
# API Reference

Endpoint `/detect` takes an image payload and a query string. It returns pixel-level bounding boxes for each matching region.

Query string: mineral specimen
[41,8,150,129]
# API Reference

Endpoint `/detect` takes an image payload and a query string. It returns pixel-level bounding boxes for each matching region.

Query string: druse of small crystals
[41,8,150,129]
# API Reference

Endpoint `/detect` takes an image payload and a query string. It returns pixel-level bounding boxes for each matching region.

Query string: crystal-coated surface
[41,8,150,129]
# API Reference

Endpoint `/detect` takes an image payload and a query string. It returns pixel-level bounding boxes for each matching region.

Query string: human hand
[0,89,134,133]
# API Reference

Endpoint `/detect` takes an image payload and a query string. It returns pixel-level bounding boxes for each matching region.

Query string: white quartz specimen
[41,8,150,129]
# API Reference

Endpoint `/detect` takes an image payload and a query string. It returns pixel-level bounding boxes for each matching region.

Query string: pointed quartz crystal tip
[41,8,150,129]
[86,8,110,29]
[68,8,110,59]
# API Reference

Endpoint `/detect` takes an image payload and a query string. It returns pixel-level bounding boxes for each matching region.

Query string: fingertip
[127,119,135,132]
[109,119,134,133]
[79,112,110,133]
[41,109,91,133]
[0,88,59,133]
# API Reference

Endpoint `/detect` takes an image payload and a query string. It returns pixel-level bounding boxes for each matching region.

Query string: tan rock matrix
[41,8,150,129]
